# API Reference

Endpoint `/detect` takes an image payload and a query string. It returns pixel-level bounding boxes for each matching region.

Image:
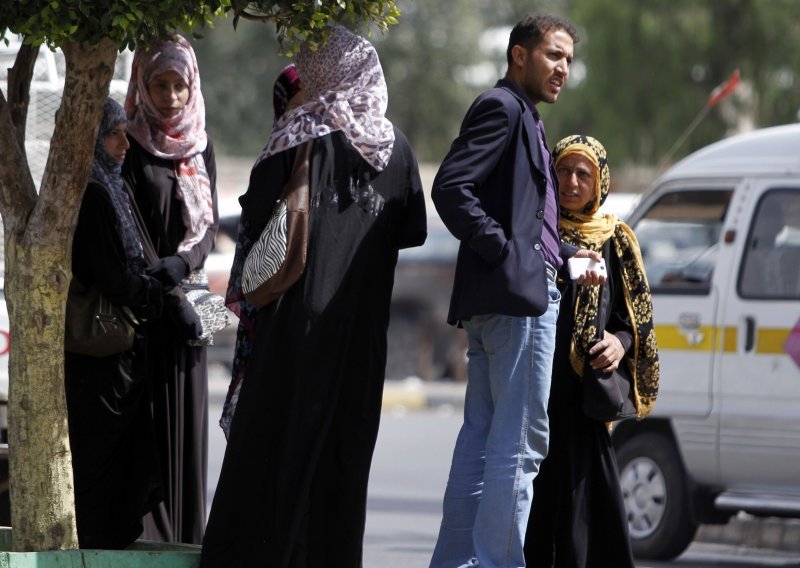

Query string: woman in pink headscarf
[122,33,219,545]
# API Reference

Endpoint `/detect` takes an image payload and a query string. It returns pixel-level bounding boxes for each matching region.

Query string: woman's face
[556,153,596,213]
[147,70,190,118]
[104,123,130,164]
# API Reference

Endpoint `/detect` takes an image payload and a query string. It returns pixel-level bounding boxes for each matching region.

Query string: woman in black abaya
[122,34,218,544]
[65,98,163,549]
[524,135,660,567]
[201,26,427,568]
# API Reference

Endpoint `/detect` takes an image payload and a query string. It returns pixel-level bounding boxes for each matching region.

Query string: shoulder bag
[581,281,637,422]
[65,278,138,357]
[242,141,311,309]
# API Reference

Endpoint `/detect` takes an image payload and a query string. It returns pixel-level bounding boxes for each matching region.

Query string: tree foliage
[198,0,800,169]
[237,0,400,53]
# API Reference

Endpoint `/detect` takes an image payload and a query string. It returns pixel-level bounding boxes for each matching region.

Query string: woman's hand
[571,249,606,285]
[587,332,626,373]
[147,255,189,287]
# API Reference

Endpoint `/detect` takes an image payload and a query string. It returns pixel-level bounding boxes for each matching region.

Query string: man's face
[516,28,574,105]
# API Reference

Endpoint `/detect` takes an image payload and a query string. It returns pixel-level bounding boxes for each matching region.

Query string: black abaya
[200,130,427,567]
[524,246,636,568]
[66,182,162,549]
[122,136,219,544]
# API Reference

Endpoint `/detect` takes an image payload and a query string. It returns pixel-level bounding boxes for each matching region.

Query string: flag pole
[656,69,741,175]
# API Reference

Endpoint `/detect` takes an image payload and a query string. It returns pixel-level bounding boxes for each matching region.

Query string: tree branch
[29,39,117,247]
[0,90,38,234]
[7,43,40,148]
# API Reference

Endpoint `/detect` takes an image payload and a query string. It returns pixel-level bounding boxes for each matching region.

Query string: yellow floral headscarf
[554,134,659,418]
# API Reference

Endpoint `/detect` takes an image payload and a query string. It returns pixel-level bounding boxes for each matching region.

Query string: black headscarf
[89,98,145,269]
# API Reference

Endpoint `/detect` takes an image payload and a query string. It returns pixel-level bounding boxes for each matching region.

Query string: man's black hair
[506,14,579,67]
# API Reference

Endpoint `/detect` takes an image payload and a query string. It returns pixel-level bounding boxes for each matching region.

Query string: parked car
[388,215,463,381]
[612,123,800,560]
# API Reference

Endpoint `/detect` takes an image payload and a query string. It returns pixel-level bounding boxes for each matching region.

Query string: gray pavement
[208,367,800,555]
[377,377,800,555]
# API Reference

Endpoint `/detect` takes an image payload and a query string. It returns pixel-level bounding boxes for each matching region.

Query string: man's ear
[510,44,528,68]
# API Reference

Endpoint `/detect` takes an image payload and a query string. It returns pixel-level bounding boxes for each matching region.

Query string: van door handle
[744,316,756,352]
[678,312,703,346]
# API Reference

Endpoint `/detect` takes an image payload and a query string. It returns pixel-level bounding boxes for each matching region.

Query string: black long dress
[200,130,427,567]
[122,136,219,544]
[524,245,636,568]
[65,182,162,549]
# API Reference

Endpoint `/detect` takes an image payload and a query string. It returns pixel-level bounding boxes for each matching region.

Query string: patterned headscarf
[89,98,144,268]
[258,25,395,171]
[273,63,302,128]
[554,134,659,418]
[124,34,213,253]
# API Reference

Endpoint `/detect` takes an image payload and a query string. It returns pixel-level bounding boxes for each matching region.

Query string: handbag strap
[124,181,160,265]
[594,241,612,341]
[280,141,312,201]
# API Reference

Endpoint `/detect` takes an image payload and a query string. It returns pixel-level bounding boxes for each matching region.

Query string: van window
[634,190,732,293]
[739,189,800,299]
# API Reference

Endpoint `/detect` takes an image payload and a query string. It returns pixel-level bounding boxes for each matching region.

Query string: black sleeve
[239,147,296,239]
[394,130,427,250]
[72,184,152,310]
[431,94,514,265]
[604,247,634,354]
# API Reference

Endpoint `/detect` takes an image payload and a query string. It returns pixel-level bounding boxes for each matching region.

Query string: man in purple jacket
[429,14,603,568]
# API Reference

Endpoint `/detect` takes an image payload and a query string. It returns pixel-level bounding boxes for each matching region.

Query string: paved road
[206,368,800,567]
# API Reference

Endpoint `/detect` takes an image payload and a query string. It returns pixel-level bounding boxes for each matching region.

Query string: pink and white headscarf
[259,25,395,171]
[125,34,213,253]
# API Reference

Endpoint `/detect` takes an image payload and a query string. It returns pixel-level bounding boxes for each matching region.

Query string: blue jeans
[430,279,560,568]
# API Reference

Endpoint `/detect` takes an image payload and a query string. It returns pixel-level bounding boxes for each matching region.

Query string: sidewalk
[381,377,465,412]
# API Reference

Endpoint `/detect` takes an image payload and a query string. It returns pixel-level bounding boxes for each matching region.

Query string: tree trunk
[5,240,76,550]
[1,38,117,552]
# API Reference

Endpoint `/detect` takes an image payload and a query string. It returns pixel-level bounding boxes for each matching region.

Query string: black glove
[136,275,164,321]
[163,288,203,341]
[146,255,189,287]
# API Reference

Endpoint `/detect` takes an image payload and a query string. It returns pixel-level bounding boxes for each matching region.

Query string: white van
[612,123,800,560]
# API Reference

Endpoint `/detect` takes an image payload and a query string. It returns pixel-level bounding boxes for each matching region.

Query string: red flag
[707,69,740,107]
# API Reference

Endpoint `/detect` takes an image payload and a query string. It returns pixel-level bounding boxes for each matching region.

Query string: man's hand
[570,249,606,285]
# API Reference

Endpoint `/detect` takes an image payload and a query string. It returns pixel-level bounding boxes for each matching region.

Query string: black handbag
[65,278,138,357]
[581,282,637,422]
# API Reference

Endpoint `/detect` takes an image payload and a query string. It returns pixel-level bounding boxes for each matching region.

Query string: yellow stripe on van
[654,325,717,351]
[722,326,737,352]
[758,328,791,354]
[654,325,790,354]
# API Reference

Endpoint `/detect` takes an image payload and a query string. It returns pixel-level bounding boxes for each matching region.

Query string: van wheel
[616,432,697,560]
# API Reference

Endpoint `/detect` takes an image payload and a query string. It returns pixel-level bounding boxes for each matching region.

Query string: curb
[381,377,465,412]
[697,514,800,552]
